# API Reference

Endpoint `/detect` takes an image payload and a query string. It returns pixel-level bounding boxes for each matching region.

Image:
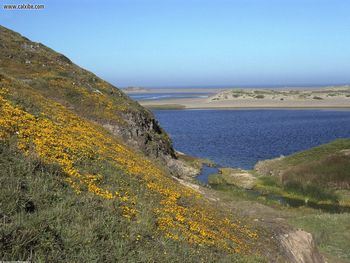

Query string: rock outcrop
[279,229,324,263]
[102,110,175,160]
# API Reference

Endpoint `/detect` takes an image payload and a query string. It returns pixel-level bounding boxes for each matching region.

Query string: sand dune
[139,87,350,109]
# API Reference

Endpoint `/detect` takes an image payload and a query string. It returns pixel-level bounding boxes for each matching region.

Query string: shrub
[259,176,278,187]
[255,95,265,99]
[283,181,338,202]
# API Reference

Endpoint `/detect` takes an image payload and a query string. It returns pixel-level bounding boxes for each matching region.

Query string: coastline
[140,97,350,110]
[124,87,350,110]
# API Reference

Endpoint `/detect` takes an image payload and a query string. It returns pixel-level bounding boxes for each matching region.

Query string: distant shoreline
[140,97,350,110]
[145,105,350,111]
[133,86,350,110]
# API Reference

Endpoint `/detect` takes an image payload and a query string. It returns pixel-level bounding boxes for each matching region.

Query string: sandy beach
[133,87,350,109]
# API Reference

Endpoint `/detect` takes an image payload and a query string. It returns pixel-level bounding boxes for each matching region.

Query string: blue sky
[1,0,350,87]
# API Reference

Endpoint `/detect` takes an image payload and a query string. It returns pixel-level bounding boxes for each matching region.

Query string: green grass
[177,154,215,171]
[208,168,249,186]
[209,169,342,208]
[254,176,339,203]
[282,139,350,164]
[208,174,226,185]
[0,140,263,263]
[255,139,350,191]
[207,174,350,262]
[289,213,350,261]
[0,25,175,161]
[0,25,269,262]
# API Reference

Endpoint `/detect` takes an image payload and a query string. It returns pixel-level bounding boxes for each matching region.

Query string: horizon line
[118,83,350,89]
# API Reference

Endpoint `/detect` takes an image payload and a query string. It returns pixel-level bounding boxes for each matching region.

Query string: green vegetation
[0,25,174,159]
[327,93,338,97]
[256,139,350,193]
[208,176,350,262]
[207,167,350,261]
[208,174,226,185]
[254,177,339,204]
[206,140,350,262]
[2,24,350,263]
[208,168,255,188]
[209,173,339,206]
[208,166,341,205]
[290,213,350,261]
[211,87,350,104]
[0,140,263,262]
[177,153,215,171]
[0,25,269,262]
[252,139,350,204]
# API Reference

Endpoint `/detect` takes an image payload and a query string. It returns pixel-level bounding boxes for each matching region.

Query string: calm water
[128,92,211,101]
[154,110,350,169]
[196,165,219,184]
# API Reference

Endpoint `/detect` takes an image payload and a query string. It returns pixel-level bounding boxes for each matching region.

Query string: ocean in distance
[153,109,350,169]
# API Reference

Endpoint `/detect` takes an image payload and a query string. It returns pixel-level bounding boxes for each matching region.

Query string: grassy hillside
[205,140,350,262]
[0,26,272,261]
[0,25,174,161]
[254,139,350,203]
[0,139,265,262]
[255,139,350,188]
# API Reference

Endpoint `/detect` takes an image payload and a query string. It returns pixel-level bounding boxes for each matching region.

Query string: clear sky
[1,0,350,87]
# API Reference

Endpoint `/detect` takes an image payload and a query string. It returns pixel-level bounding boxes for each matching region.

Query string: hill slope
[255,139,350,190]
[254,139,350,204]
[0,25,174,162]
[0,26,274,262]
